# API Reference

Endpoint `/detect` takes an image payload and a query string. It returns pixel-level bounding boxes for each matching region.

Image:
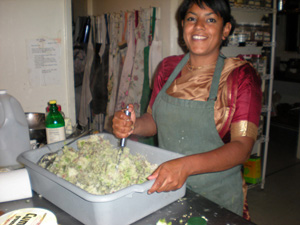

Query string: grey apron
[152,53,243,216]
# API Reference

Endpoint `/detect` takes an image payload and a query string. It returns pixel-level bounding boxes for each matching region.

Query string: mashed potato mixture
[39,135,157,195]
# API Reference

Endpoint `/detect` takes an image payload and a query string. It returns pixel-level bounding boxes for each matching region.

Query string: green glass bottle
[45,100,66,144]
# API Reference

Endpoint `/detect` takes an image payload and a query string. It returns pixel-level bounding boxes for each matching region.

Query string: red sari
[148,54,262,143]
[147,54,262,221]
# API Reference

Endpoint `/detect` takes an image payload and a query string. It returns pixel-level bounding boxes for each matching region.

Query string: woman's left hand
[147,157,190,194]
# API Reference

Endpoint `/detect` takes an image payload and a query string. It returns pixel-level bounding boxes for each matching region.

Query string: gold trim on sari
[231,121,258,141]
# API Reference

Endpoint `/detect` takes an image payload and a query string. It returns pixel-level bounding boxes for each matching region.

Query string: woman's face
[182,3,231,63]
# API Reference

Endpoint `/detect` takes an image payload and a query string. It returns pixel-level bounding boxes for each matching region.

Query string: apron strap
[208,54,226,101]
[163,53,190,88]
[162,52,225,101]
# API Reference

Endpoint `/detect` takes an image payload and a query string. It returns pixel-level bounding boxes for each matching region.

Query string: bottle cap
[49,100,57,105]
[187,217,207,225]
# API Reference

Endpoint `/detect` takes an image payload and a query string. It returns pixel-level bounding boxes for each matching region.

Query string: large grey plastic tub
[18,133,186,225]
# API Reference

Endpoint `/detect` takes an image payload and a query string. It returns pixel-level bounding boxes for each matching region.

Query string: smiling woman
[112,0,262,219]
[182,4,231,65]
[178,0,233,66]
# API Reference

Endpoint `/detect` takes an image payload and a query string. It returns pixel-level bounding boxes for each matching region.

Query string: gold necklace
[186,59,203,71]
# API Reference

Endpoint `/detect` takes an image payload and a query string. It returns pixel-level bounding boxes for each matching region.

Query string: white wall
[0,0,75,124]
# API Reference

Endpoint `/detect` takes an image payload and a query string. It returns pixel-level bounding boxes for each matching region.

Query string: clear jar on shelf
[265,0,272,8]
[254,0,261,7]
[228,32,239,46]
[248,0,255,5]
[235,0,245,5]
[262,23,271,43]
[252,23,264,46]
[236,23,251,47]
[246,23,256,46]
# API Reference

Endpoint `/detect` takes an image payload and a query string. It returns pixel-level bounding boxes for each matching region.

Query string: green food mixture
[39,135,157,195]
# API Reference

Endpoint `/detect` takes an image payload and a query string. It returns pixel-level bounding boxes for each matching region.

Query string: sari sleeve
[231,64,262,141]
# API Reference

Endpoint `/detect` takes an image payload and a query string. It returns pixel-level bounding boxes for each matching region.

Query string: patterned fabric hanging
[114,12,135,112]
[127,9,148,117]
[77,8,161,133]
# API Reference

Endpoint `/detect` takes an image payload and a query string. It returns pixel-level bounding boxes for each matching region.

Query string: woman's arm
[133,113,157,137]
[147,136,254,194]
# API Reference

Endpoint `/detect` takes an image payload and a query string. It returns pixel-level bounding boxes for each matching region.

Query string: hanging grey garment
[90,43,109,114]
[104,13,122,132]
[73,45,86,88]
[78,17,95,127]
[74,16,88,44]
[152,53,243,216]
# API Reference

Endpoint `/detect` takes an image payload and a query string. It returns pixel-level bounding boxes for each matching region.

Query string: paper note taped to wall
[27,38,61,86]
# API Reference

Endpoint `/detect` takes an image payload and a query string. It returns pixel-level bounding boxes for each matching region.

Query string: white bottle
[0,90,30,167]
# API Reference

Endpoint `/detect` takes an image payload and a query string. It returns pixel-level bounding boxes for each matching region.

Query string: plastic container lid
[187,217,207,225]
[0,89,7,94]
[0,208,58,225]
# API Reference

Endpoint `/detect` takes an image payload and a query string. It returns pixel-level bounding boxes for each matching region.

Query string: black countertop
[0,189,255,225]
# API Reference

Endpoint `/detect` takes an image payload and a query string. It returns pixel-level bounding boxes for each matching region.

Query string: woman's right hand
[112,104,136,139]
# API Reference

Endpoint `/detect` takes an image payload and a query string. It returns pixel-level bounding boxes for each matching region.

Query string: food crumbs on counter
[25,199,30,203]
[38,194,43,198]
[202,216,208,221]
[156,218,172,225]
[177,198,186,203]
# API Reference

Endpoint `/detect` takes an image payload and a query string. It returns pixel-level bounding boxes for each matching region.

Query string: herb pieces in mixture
[39,135,157,195]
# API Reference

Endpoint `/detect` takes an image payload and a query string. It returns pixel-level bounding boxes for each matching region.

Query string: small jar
[253,23,264,46]
[254,0,261,7]
[235,0,244,5]
[251,54,261,72]
[262,23,271,43]
[248,0,255,5]
[228,32,239,46]
[265,0,272,8]
[237,23,249,47]
[247,23,257,46]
